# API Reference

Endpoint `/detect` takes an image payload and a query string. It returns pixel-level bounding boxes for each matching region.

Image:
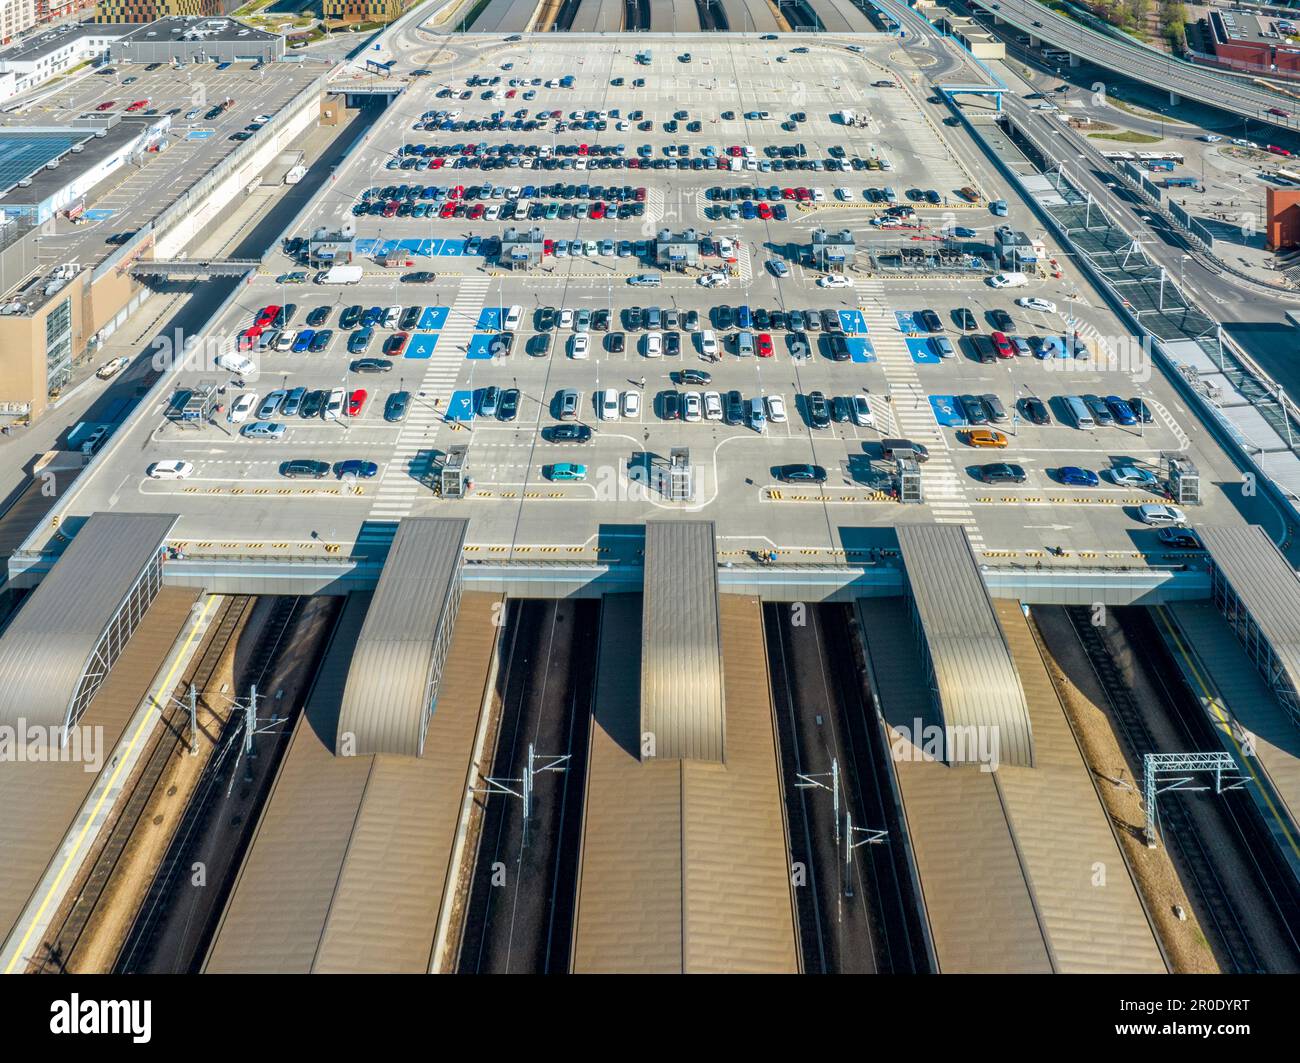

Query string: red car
[991,331,1014,359]
[1267,107,1291,117]
[382,200,399,217]
[385,332,409,357]
[1268,144,1292,157]
[348,389,367,416]
[255,305,279,328]
[634,187,646,201]
[757,332,774,358]
[440,202,456,218]
[781,187,796,199]
[543,239,555,256]
[468,203,485,219]
[795,187,811,201]
[96,100,116,111]
[505,89,516,98]
[757,202,773,220]
[430,156,444,169]
[237,326,262,351]
[589,201,605,219]
[126,99,148,112]
[577,143,589,155]
[450,185,465,199]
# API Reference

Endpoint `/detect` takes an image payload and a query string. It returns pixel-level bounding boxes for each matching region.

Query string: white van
[216,352,255,376]
[383,305,402,329]
[989,272,1029,288]
[1063,395,1095,429]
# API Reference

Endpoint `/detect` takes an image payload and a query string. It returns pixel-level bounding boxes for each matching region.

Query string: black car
[400,306,422,330]
[280,459,330,479]
[665,331,680,356]
[306,306,331,327]
[607,331,625,353]
[272,304,297,329]
[989,308,1015,332]
[1158,527,1201,549]
[625,306,644,331]
[661,391,682,420]
[920,309,943,332]
[592,308,610,331]
[350,358,393,373]
[309,329,332,353]
[770,309,788,332]
[821,309,842,333]
[715,305,735,330]
[724,390,744,424]
[1020,397,1051,425]
[806,391,832,428]
[300,390,327,418]
[547,423,592,443]
[754,307,771,330]
[1130,397,1155,424]
[778,463,828,484]
[827,335,850,362]
[385,391,411,422]
[977,462,1027,485]
[832,396,852,423]
[488,332,514,356]
[677,368,712,385]
[499,388,520,421]
[959,394,989,425]
[537,306,556,330]
[954,307,978,331]
[339,305,362,330]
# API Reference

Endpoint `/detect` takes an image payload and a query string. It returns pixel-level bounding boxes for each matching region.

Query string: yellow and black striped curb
[764,488,894,502]
[973,495,1158,505]
[180,485,353,496]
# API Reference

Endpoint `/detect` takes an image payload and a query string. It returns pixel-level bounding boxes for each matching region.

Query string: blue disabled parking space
[406,333,439,359]
[894,310,921,333]
[445,391,476,421]
[930,395,967,427]
[839,310,868,334]
[846,337,875,363]
[185,129,214,140]
[418,306,449,330]
[354,238,379,256]
[906,337,942,364]
[400,238,433,257]
[438,239,465,256]
[466,334,495,359]
[84,208,114,220]
[476,307,502,330]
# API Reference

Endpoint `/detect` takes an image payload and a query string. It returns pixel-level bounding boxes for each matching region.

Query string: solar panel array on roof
[0,130,92,198]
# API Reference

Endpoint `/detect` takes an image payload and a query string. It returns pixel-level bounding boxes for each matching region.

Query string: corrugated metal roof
[572,594,798,973]
[472,0,542,32]
[1198,524,1300,701]
[206,592,502,974]
[0,587,198,950]
[336,518,466,758]
[857,597,1053,973]
[994,601,1166,973]
[568,0,623,32]
[649,0,700,31]
[0,512,177,731]
[716,0,781,32]
[641,521,725,763]
[896,524,1034,768]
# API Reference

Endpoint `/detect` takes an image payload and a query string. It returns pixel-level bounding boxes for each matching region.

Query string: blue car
[1106,396,1137,425]
[1056,466,1100,487]
[773,203,788,220]
[361,306,383,328]
[741,201,757,219]
[953,226,976,238]
[291,329,314,353]
[1033,335,1066,359]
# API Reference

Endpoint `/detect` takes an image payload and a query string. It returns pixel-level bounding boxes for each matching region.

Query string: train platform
[570,592,798,973]
[203,590,502,974]
[1158,602,1300,887]
[856,596,1165,973]
[0,586,204,973]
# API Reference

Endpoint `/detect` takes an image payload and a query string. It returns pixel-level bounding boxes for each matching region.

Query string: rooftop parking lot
[38,36,1283,561]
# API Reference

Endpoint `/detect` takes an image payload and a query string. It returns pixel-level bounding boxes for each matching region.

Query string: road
[965,0,1300,132]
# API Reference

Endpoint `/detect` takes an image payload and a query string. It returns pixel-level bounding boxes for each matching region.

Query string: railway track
[1065,606,1300,973]
[33,595,255,974]
[115,595,306,973]
[766,602,928,974]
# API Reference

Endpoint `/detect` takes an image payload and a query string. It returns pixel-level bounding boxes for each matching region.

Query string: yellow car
[963,428,1009,448]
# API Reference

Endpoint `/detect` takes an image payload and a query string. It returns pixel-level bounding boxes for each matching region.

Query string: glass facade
[1212,566,1300,725]
[45,296,72,394]
[420,574,462,755]
[65,547,164,731]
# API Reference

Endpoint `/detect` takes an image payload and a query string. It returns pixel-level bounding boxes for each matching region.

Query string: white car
[703,391,723,420]
[699,330,718,357]
[275,330,297,352]
[254,113,272,124]
[558,308,574,329]
[324,387,346,420]
[643,331,663,357]
[766,395,788,422]
[227,391,259,424]
[835,187,854,201]
[570,333,590,359]
[851,393,874,428]
[683,391,703,422]
[621,390,641,418]
[383,305,401,329]
[96,356,129,379]
[599,388,620,420]
[1199,134,1223,143]
[147,460,194,480]
[1137,503,1187,527]
[1016,296,1057,314]
[811,187,826,202]
[818,274,851,288]
[504,304,523,330]
[698,272,730,287]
